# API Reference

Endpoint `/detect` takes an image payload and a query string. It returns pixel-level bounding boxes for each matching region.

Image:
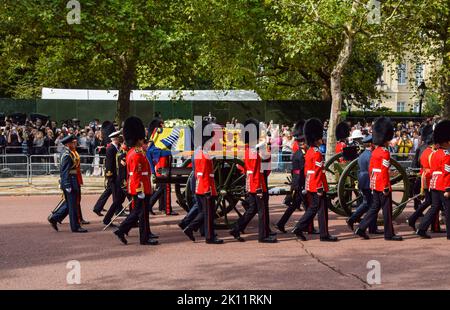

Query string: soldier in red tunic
[113,117,158,246]
[182,120,224,244]
[292,119,337,242]
[229,119,277,243]
[335,122,350,163]
[416,120,450,239]
[407,124,441,232]
[355,117,402,241]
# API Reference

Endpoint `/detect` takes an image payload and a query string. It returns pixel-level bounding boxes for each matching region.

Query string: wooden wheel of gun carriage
[324,151,415,221]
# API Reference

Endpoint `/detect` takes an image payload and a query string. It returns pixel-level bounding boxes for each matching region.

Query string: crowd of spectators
[0,116,112,156]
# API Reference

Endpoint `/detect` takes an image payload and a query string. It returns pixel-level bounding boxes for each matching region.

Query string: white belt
[197,172,203,176]
[209,174,214,177]
[307,170,314,174]
[129,172,133,175]
[247,171,253,174]
[432,171,442,175]
[142,172,149,175]
[372,168,381,172]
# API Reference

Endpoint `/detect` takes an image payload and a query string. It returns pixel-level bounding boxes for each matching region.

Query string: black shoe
[81,219,90,225]
[369,229,384,235]
[141,239,159,245]
[269,231,277,237]
[355,228,370,239]
[276,223,287,233]
[206,238,224,244]
[320,235,338,242]
[385,235,403,241]
[149,233,159,239]
[167,211,179,216]
[293,230,307,241]
[114,229,128,244]
[309,229,320,235]
[93,210,104,217]
[229,230,245,242]
[346,219,354,231]
[178,222,187,230]
[416,230,431,239]
[406,219,416,231]
[259,236,278,243]
[183,227,195,242]
[73,227,88,233]
[48,218,58,232]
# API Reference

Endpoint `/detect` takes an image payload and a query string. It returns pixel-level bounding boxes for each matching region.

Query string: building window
[413,101,420,113]
[397,63,407,85]
[397,101,406,112]
[415,64,424,85]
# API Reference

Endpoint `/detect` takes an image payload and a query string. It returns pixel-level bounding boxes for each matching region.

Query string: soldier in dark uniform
[346,135,381,234]
[102,130,123,227]
[92,121,116,216]
[48,135,87,233]
[276,120,307,233]
[113,117,158,246]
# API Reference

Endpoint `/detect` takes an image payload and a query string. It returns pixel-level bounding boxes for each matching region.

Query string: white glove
[137,192,145,199]
[65,188,72,193]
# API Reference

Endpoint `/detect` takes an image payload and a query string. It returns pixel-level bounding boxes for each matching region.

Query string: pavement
[1,193,450,290]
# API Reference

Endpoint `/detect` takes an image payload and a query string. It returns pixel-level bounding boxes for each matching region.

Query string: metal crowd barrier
[0,154,30,186]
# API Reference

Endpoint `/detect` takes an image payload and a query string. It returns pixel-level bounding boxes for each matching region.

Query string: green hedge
[341,111,434,118]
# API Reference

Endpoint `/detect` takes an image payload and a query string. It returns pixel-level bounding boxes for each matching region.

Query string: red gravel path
[1,194,449,290]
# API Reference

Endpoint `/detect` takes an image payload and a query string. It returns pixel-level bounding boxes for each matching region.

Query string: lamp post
[418,81,427,117]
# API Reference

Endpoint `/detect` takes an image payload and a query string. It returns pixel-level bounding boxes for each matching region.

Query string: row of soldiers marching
[48,115,450,245]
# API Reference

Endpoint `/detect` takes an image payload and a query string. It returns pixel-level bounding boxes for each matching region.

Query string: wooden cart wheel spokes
[337,157,409,221]
[324,152,352,216]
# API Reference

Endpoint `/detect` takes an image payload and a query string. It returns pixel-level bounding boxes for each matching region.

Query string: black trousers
[294,192,328,238]
[232,193,269,241]
[407,190,440,231]
[348,189,378,233]
[103,180,126,225]
[419,190,447,233]
[118,195,150,244]
[359,191,394,238]
[277,187,303,229]
[93,182,112,213]
[187,195,216,241]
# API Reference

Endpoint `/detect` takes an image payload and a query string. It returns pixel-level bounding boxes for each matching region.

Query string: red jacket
[194,150,217,196]
[419,146,433,189]
[430,148,450,192]
[244,146,267,193]
[155,156,170,177]
[304,146,328,192]
[369,146,391,192]
[335,141,347,163]
[126,147,152,195]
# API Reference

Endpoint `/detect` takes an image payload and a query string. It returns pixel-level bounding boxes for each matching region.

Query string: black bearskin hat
[433,120,450,145]
[420,124,434,145]
[335,121,350,141]
[101,120,116,146]
[243,118,260,145]
[148,117,164,138]
[123,116,145,147]
[293,119,305,141]
[372,117,394,146]
[304,118,323,146]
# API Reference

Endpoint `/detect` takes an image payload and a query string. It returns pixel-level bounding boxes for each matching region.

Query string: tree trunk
[325,32,354,162]
[441,41,450,119]
[116,54,136,125]
[325,1,359,162]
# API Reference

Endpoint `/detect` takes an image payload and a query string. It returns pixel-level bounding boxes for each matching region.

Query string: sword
[394,193,423,210]
[102,199,132,231]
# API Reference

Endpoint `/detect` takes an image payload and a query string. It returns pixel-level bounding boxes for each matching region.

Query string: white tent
[41,88,261,101]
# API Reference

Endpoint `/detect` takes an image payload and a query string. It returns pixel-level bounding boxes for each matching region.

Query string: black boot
[229,229,245,242]
[114,229,128,244]
[183,227,195,242]
[48,218,58,232]
[355,228,370,240]
[320,235,338,242]
[416,229,431,239]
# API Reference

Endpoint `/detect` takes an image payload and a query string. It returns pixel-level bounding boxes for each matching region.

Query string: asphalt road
[1,194,449,290]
